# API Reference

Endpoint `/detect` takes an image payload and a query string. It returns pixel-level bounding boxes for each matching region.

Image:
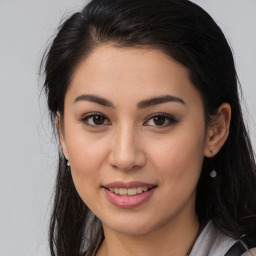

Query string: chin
[101,214,164,236]
[109,224,154,236]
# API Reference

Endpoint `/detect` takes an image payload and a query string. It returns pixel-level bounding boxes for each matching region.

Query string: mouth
[102,181,157,206]
[102,182,157,208]
[103,186,156,196]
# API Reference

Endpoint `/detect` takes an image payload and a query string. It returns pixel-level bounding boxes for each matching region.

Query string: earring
[65,155,70,167]
[210,170,217,178]
[209,149,217,178]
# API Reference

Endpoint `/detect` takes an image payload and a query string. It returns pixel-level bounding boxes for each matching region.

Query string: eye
[144,113,177,127]
[81,112,111,127]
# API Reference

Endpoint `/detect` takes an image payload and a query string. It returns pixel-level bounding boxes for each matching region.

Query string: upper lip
[102,181,157,189]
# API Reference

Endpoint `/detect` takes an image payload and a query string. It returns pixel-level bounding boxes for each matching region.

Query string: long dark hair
[41,0,256,255]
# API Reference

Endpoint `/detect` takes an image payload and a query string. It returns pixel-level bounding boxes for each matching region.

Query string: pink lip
[102,181,157,209]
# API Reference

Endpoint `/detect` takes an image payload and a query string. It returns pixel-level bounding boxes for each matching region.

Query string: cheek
[148,124,206,188]
[65,125,108,170]
[144,129,205,218]
[64,130,109,199]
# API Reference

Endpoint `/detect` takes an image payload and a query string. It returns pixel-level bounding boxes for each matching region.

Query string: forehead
[67,44,202,106]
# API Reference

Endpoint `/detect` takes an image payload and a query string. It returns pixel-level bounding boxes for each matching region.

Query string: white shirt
[190,221,237,256]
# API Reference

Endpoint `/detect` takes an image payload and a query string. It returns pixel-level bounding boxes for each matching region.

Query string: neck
[97,211,199,256]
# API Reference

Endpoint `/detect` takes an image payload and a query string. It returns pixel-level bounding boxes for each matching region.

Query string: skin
[59,45,231,256]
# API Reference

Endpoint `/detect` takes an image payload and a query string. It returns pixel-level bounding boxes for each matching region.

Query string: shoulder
[224,233,256,256]
[190,221,256,256]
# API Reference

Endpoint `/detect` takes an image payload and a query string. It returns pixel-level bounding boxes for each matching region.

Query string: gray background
[0,0,255,255]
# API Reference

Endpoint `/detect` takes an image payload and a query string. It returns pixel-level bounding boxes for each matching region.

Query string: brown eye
[153,116,166,126]
[144,113,177,127]
[81,113,111,127]
[93,115,106,125]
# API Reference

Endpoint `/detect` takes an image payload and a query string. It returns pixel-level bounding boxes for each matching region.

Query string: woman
[41,0,256,255]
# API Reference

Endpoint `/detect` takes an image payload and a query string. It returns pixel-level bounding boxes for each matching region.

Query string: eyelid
[143,112,177,127]
[80,112,111,127]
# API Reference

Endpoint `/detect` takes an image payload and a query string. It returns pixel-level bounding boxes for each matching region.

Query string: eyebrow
[73,94,185,109]
[137,95,185,109]
[74,94,115,108]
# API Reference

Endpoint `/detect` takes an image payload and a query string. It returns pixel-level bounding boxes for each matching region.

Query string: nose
[108,125,146,171]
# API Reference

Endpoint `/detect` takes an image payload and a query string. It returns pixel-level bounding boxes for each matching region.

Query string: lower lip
[103,187,156,208]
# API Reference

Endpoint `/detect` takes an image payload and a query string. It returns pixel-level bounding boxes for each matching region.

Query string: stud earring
[209,149,217,178]
[65,155,70,167]
[210,170,217,178]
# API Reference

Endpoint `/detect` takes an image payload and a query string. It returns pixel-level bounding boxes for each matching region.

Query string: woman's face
[60,45,210,235]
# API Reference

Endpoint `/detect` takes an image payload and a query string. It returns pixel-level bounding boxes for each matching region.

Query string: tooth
[119,188,128,196]
[136,187,143,194]
[110,187,151,196]
[128,188,137,196]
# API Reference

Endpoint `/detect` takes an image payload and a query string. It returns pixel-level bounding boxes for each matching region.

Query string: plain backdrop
[0,1,255,255]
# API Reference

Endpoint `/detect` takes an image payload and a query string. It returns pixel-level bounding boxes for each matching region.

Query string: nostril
[109,155,138,171]
[108,140,147,171]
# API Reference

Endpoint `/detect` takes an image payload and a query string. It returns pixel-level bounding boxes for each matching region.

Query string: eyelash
[80,112,177,128]
[81,112,111,128]
[144,113,177,127]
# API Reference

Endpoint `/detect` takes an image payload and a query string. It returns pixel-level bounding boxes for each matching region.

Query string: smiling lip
[103,181,155,189]
[102,181,157,208]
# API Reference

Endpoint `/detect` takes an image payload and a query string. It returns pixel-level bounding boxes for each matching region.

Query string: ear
[204,103,231,157]
[56,112,68,158]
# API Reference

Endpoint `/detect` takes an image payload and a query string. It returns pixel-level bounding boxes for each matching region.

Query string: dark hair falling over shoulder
[41,0,256,255]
